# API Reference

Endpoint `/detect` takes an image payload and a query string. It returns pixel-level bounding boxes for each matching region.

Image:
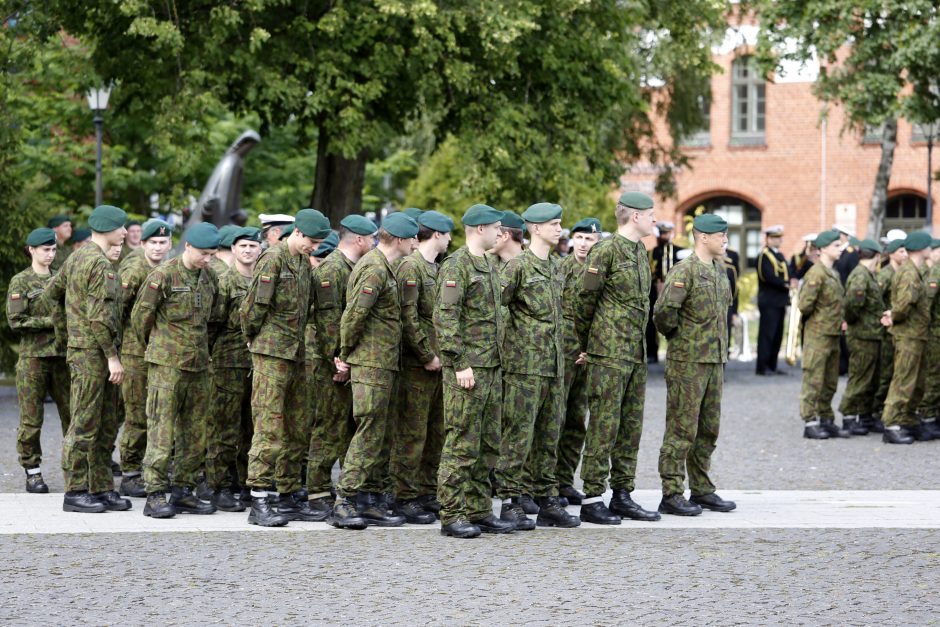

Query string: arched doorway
[882,193,927,235]
[684,195,763,268]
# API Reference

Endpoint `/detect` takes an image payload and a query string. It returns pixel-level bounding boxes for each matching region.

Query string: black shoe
[515,494,540,515]
[658,494,703,516]
[25,471,49,494]
[397,499,436,524]
[579,501,621,525]
[354,493,405,527]
[294,500,331,522]
[609,489,661,521]
[774,369,789,375]
[169,486,216,515]
[500,502,536,531]
[558,485,585,505]
[275,491,304,520]
[195,476,213,501]
[690,492,737,512]
[914,420,940,441]
[247,495,290,527]
[212,488,246,512]
[238,487,252,503]
[842,417,869,436]
[63,491,107,513]
[111,460,122,477]
[820,419,850,438]
[415,493,441,517]
[535,496,580,528]
[883,427,914,445]
[471,514,514,534]
[329,498,368,530]
[440,518,481,538]
[306,495,335,519]
[755,369,768,376]
[119,474,147,498]
[803,422,830,439]
[143,492,176,518]
[864,414,885,433]
[94,490,132,511]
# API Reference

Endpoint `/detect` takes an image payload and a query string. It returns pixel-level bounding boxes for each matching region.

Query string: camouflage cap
[141,220,172,241]
[522,202,563,224]
[217,224,240,248]
[418,210,455,233]
[693,213,728,234]
[461,204,504,226]
[185,222,221,249]
[340,214,379,236]
[904,231,931,251]
[814,230,840,249]
[295,208,332,239]
[571,217,602,234]
[26,227,57,247]
[88,205,128,233]
[47,214,72,228]
[499,210,526,231]
[858,238,882,253]
[617,191,654,210]
[382,212,419,238]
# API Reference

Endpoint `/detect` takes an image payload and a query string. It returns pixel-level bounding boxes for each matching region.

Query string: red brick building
[623,23,939,268]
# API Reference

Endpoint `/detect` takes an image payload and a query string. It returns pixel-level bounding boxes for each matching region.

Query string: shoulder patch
[148,281,160,290]
[260,275,272,283]
[405,279,418,287]
[320,280,331,288]
[587,267,599,274]
[10,293,21,300]
[444,280,457,288]
[673,281,685,289]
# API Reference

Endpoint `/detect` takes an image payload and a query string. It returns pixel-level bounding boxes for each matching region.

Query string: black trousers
[757,304,785,373]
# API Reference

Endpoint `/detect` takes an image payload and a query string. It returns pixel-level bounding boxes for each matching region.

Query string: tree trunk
[311,131,367,224]
[865,118,898,239]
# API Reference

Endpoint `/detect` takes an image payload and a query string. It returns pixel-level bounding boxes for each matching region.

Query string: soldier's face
[233,239,261,265]
[436,231,452,255]
[265,227,282,246]
[53,222,73,242]
[572,232,600,262]
[480,222,502,250]
[126,225,142,246]
[106,244,122,261]
[891,248,908,263]
[185,244,217,269]
[30,244,57,267]
[704,231,728,256]
[104,226,127,247]
[290,230,320,255]
[143,236,172,264]
[931,247,940,263]
[634,210,655,238]
[532,219,562,246]
[821,240,842,262]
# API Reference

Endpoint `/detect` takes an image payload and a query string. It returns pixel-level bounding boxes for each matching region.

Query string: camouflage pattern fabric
[917,265,940,417]
[210,268,253,369]
[390,365,443,500]
[874,265,897,413]
[398,249,438,367]
[336,365,397,496]
[339,248,402,370]
[62,349,118,492]
[305,359,354,495]
[839,338,881,416]
[118,352,148,473]
[118,252,154,358]
[310,248,355,362]
[887,260,929,340]
[882,338,927,428]
[799,335,840,420]
[839,263,885,416]
[206,366,252,490]
[556,356,587,489]
[51,245,70,273]
[798,263,845,338]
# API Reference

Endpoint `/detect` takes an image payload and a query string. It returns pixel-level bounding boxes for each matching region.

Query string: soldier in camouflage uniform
[490,210,525,267]
[916,240,940,425]
[873,239,907,424]
[131,223,220,518]
[838,239,885,435]
[881,231,934,444]
[46,205,130,513]
[7,228,70,493]
[653,214,735,516]
[495,203,580,530]
[206,227,262,512]
[433,204,513,539]
[330,213,417,529]
[115,220,173,497]
[556,217,601,506]
[797,230,847,439]
[389,211,454,523]
[572,191,659,526]
[48,215,72,273]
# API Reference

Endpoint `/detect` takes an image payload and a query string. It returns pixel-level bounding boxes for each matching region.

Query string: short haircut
[338,226,359,242]
[417,225,436,242]
[614,202,644,226]
[500,226,524,244]
[858,248,877,260]
[377,229,397,245]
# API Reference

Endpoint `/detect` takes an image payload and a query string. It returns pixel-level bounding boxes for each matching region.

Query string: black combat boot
[609,489,661,521]
[416,493,441,517]
[212,488,246,512]
[820,419,850,438]
[558,485,585,505]
[690,492,737,512]
[247,494,290,527]
[535,496,580,528]
[517,494,540,515]
[882,426,914,445]
[63,490,107,513]
[355,493,405,527]
[195,475,213,501]
[863,413,885,433]
[170,486,216,515]
[579,501,621,525]
[25,470,49,494]
[500,501,536,531]
[842,416,869,436]
[143,492,176,518]
[275,492,303,520]
[658,494,703,516]
[291,491,331,522]
[397,499,436,524]
[94,490,132,511]
[470,514,514,534]
[306,495,335,519]
[914,419,940,441]
[440,518,481,539]
[329,498,368,530]
[803,421,830,439]
[119,473,147,498]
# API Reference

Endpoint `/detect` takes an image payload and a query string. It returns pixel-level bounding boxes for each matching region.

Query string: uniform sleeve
[890,269,918,323]
[43,270,68,346]
[7,276,52,331]
[240,254,277,340]
[339,265,383,361]
[398,260,435,365]
[842,271,865,324]
[131,268,166,351]
[499,256,523,307]
[797,273,821,317]
[573,246,609,351]
[652,265,688,338]
[206,274,221,352]
[87,261,120,358]
[434,260,469,371]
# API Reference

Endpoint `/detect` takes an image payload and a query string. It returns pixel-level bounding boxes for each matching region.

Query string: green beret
[382,212,419,239]
[233,227,262,244]
[71,228,91,243]
[849,236,861,248]
[340,214,379,236]
[814,230,841,249]
[125,219,141,228]
[88,205,128,233]
[932,238,940,249]
[858,238,882,253]
[295,208,332,239]
[47,214,71,228]
[185,222,221,249]
[618,191,654,210]
[141,220,172,241]
[499,210,525,231]
[693,214,728,234]
[571,217,602,234]
[904,231,932,251]
[279,224,294,240]
[417,210,455,233]
[884,239,905,254]
[461,204,505,226]
[522,202,563,224]
[312,231,339,258]
[26,227,57,247]
[217,224,240,248]
[402,207,425,220]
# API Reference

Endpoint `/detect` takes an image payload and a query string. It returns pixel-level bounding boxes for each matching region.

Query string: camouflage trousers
[495,372,563,499]
[247,354,306,493]
[882,337,927,428]
[390,365,443,501]
[206,367,253,490]
[336,365,396,497]
[142,364,209,493]
[119,353,148,474]
[838,337,881,416]
[659,360,722,497]
[306,359,354,496]
[798,334,839,421]
[917,335,940,418]
[437,366,501,526]
[556,356,587,488]
[62,349,118,493]
[15,355,70,470]
[874,336,895,414]
[581,361,646,497]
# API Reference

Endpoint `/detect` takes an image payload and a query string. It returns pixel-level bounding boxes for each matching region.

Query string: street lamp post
[86,86,111,207]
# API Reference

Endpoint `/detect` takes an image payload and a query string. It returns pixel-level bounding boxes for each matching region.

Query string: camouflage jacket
[210,256,229,277]
[500,249,564,377]
[843,263,885,341]
[889,260,929,339]
[50,245,70,273]
[45,243,122,358]
[397,249,438,368]
[131,257,217,371]
[652,252,731,364]
[560,253,584,361]
[340,247,401,370]
[798,263,844,338]
[927,263,940,338]
[119,245,143,264]
[118,252,157,357]
[311,249,355,362]
[434,246,504,371]
[240,241,312,363]
[210,267,252,368]
[574,234,650,367]
[6,267,63,358]
[876,264,896,303]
